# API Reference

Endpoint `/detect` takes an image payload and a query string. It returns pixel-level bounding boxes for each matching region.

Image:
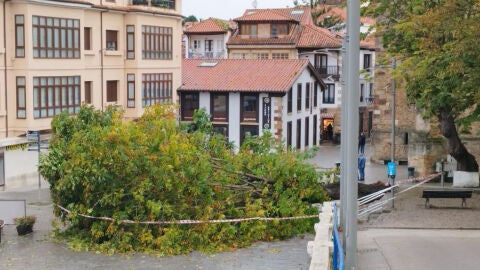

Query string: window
[314,82,318,107]
[369,82,374,97]
[106,80,117,102]
[84,81,92,104]
[180,92,199,121]
[315,54,328,73]
[271,23,288,37]
[127,74,135,107]
[305,117,309,147]
[305,82,310,109]
[240,24,257,37]
[15,15,25,57]
[193,40,200,49]
[241,93,258,122]
[211,93,228,122]
[142,25,173,59]
[287,87,293,113]
[240,125,259,145]
[272,53,288,59]
[313,115,317,145]
[296,119,301,149]
[16,77,26,118]
[142,73,172,107]
[287,121,292,148]
[323,84,335,104]
[231,53,247,59]
[126,25,135,59]
[363,54,371,69]
[84,27,91,50]
[33,76,81,118]
[213,125,228,137]
[32,16,80,58]
[106,30,118,50]
[253,53,268,59]
[297,83,302,111]
[360,83,365,102]
[151,0,176,9]
[205,40,213,52]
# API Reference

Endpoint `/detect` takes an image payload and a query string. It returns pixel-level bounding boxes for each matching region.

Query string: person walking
[358,153,366,181]
[358,131,366,154]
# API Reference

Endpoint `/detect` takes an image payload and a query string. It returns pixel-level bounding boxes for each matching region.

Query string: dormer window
[271,24,288,37]
[241,24,257,38]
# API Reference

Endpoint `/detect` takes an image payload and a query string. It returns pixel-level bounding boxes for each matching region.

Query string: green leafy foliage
[367,0,480,171]
[40,104,327,255]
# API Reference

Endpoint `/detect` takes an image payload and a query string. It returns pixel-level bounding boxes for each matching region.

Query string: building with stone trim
[179,58,326,150]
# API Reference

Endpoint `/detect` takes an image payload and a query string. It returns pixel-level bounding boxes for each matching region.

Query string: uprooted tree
[39,105,328,255]
[367,0,480,171]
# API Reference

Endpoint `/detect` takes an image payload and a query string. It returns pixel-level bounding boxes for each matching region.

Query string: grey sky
[182,0,296,20]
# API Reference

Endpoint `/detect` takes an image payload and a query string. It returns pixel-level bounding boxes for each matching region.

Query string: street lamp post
[389,58,396,208]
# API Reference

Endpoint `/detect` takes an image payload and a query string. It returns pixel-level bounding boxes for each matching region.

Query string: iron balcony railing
[131,0,175,9]
[315,66,340,81]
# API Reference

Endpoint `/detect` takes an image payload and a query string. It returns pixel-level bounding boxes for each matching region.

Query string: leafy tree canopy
[367,0,480,171]
[182,15,198,25]
[40,105,327,255]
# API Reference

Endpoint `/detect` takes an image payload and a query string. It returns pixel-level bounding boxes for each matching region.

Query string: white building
[180,59,326,150]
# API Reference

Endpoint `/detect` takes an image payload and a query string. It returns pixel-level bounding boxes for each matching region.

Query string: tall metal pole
[345,0,360,268]
[390,58,396,208]
[339,30,348,238]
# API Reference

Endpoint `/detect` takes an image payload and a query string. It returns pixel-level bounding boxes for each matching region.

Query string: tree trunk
[438,109,479,172]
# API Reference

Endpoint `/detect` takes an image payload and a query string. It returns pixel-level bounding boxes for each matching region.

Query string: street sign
[26,130,40,142]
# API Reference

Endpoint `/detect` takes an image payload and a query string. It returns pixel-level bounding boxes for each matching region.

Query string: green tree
[369,0,480,171]
[182,15,198,26]
[40,104,327,254]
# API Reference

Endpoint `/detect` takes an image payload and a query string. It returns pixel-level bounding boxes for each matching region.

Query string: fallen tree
[40,105,328,255]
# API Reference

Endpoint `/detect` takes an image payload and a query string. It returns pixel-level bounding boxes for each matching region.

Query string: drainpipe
[3,0,8,137]
[100,8,104,111]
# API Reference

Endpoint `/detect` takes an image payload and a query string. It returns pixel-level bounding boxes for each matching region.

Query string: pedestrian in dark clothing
[358,131,366,154]
[358,154,366,181]
[327,123,333,140]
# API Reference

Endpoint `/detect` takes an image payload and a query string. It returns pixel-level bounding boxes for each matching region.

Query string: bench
[422,189,473,208]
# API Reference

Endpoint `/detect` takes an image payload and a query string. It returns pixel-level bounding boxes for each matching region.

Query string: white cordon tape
[55,205,318,225]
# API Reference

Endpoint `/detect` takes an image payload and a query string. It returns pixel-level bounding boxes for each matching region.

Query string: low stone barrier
[307,201,334,270]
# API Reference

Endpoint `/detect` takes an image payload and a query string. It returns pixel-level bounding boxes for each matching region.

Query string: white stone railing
[307,201,335,270]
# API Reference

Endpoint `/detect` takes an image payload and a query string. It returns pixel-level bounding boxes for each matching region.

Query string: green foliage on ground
[40,104,327,255]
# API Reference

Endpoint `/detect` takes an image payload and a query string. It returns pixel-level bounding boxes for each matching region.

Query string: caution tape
[56,204,318,225]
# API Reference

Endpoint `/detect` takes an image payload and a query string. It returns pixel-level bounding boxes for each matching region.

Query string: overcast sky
[182,0,296,20]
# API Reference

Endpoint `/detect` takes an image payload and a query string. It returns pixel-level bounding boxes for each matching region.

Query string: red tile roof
[315,5,376,26]
[234,9,295,22]
[239,6,313,25]
[181,59,324,92]
[184,18,231,34]
[298,25,342,48]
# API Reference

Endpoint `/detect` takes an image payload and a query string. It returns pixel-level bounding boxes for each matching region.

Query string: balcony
[188,50,226,59]
[131,0,175,9]
[315,66,340,81]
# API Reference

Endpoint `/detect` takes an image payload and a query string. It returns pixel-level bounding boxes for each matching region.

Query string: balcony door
[315,54,328,74]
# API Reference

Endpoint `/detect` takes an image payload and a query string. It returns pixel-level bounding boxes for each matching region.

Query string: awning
[320,113,335,119]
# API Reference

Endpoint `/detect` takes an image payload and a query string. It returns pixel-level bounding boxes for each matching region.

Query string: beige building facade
[0,0,183,138]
